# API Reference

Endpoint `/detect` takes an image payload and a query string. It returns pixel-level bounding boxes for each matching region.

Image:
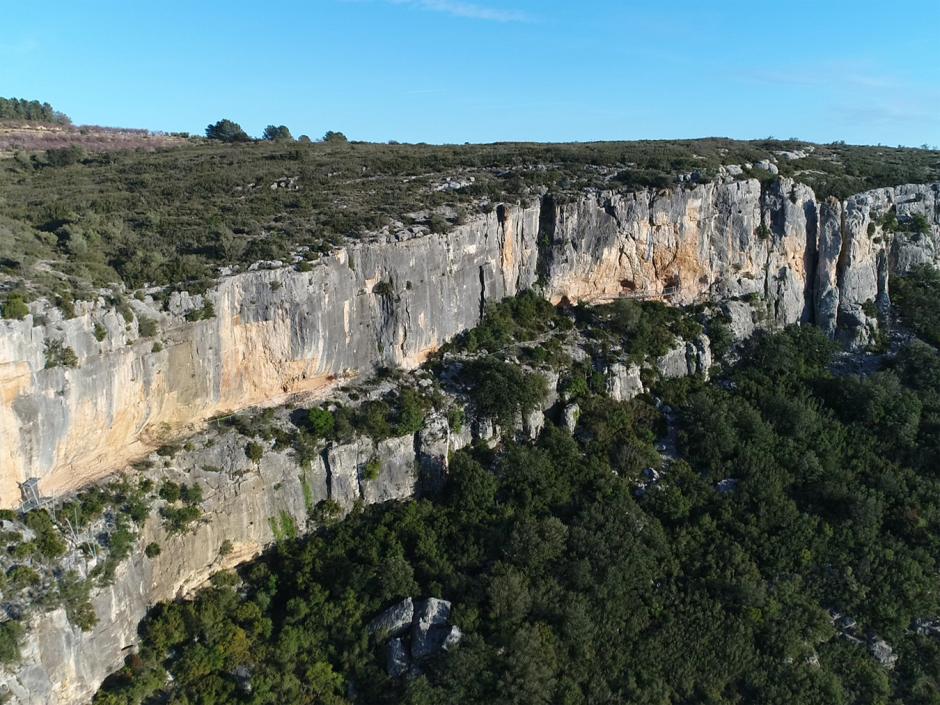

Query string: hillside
[1,107,940,705]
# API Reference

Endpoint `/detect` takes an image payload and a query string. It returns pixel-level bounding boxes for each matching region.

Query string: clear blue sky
[3,0,939,146]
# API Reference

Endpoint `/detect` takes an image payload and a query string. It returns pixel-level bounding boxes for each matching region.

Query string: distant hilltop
[0,96,187,155]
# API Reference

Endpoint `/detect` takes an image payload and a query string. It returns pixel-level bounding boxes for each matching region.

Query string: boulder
[754,159,779,175]
[656,335,711,380]
[562,403,580,433]
[411,598,452,660]
[721,301,756,341]
[522,407,544,440]
[325,439,370,509]
[386,638,410,678]
[417,412,450,494]
[360,435,417,505]
[869,636,897,669]
[368,598,414,640]
[442,625,463,651]
[607,362,643,401]
[715,478,739,494]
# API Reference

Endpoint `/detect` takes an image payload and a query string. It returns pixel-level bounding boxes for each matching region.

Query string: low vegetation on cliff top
[2,99,939,308]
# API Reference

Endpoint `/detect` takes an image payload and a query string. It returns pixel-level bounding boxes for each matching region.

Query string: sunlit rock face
[1,180,938,508]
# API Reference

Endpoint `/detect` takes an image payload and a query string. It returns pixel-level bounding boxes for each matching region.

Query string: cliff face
[1,179,938,508]
[0,422,427,704]
[1,177,939,705]
[0,206,540,507]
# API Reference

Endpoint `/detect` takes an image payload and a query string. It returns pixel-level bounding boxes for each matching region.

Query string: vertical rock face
[0,422,429,705]
[1,180,939,508]
[815,198,844,338]
[0,207,540,507]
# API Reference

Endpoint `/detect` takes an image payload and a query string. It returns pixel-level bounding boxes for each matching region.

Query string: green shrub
[137,317,158,337]
[160,504,202,534]
[262,125,292,141]
[2,294,30,320]
[893,265,940,346]
[158,481,181,503]
[184,301,215,322]
[246,441,264,463]
[464,357,548,429]
[145,542,161,558]
[45,144,84,167]
[205,119,250,143]
[307,407,335,438]
[0,620,24,663]
[93,323,107,341]
[179,483,203,505]
[25,509,67,559]
[363,457,382,481]
[44,339,78,368]
[447,406,465,434]
[58,571,98,631]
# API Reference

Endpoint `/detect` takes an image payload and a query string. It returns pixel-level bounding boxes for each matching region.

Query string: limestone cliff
[0,421,428,704]
[1,179,938,509]
[2,173,939,704]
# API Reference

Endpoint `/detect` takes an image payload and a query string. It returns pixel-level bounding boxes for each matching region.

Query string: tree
[322,131,348,144]
[262,124,292,142]
[307,407,335,439]
[205,119,250,143]
[246,441,264,463]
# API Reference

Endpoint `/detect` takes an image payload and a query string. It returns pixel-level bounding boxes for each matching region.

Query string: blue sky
[2,0,939,146]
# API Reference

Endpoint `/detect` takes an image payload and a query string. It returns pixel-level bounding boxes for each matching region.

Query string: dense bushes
[1,294,30,319]
[462,357,548,428]
[205,119,250,143]
[446,290,566,354]
[575,297,702,360]
[302,387,432,445]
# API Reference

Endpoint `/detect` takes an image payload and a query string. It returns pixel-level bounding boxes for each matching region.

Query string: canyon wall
[1,178,939,508]
[1,177,939,704]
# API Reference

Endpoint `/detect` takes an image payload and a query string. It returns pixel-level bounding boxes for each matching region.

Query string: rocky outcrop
[656,334,712,380]
[1,180,938,510]
[606,362,643,401]
[369,597,462,677]
[0,205,540,508]
[4,170,939,702]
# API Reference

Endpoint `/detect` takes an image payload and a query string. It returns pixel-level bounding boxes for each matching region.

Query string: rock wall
[1,179,939,508]
[0,423,428,705]
[0,206,540,507]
